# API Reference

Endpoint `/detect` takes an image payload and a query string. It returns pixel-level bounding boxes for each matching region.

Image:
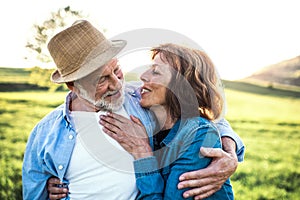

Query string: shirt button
[58,165,64,170]
[68,135,74,140]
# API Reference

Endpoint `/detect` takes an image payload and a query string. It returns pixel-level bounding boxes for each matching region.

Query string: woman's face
[139,53,173,108]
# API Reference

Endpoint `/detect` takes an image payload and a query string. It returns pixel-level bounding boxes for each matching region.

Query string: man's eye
[98,76,107,83]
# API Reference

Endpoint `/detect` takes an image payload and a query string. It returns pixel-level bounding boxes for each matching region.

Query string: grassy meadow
[0,68,300,199]
[223,86,300,199]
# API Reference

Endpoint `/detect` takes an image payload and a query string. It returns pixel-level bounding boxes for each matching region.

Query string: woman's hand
[47,177,69,200]
[99,112,153,159]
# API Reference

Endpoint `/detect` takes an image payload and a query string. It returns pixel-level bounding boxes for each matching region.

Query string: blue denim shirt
[134,118,234,200]
[22,82,244,200]
[22,83,155,200]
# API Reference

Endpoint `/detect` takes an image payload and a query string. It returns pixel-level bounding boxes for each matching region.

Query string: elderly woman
[100,43,234,199]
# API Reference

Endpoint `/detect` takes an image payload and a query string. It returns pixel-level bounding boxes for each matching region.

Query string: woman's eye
[152,69,160,75]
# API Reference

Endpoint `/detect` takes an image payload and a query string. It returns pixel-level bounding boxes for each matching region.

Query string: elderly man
[22,20,244,200]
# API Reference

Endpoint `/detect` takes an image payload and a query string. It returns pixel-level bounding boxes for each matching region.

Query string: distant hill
[223,80,300,98]
[243,55,300,87]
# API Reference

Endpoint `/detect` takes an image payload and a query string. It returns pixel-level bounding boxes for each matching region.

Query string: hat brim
[51,40,126,83]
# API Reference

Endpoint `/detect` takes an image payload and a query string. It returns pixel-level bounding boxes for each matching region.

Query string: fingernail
[179,176,185,181]
[183,193,190,198]
[201,147,208,153]
[178,183,183,189]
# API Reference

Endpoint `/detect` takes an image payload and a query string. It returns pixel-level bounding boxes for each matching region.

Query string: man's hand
[177,137,238,199]
[47,177,69,200]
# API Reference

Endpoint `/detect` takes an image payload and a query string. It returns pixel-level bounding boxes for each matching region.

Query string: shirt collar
[161,119,181,146]
[63,91,75,126]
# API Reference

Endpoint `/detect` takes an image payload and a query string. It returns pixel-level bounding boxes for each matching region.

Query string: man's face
[74,58,125,111]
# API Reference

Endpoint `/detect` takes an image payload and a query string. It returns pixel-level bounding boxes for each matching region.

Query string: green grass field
[0,67,31,83]
[0,69,299,199]
[225,89,300,199]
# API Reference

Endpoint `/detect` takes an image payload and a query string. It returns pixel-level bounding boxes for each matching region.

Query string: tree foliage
[25,6,85,91]
[25,6,85,63]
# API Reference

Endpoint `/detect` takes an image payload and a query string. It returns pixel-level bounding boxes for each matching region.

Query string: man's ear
[66,82,74,90]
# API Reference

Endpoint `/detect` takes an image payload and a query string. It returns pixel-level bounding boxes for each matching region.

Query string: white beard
[75,82,125,112]
[95,89,125,111]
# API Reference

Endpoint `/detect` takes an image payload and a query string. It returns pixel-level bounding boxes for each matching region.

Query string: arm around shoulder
[215,118,245,162]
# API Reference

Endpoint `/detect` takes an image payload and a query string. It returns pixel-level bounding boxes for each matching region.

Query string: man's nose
[109,74,122,91]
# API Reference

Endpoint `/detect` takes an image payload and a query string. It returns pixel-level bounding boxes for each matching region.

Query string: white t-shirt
[65,107,138,200]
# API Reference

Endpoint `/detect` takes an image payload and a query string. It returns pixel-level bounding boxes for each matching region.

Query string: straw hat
[48,20,126,83]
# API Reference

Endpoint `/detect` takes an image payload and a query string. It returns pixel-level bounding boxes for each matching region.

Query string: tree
[25,6,85,64]
[25,6,85,91]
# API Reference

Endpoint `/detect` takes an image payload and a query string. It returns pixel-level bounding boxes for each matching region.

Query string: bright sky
[1,0,300,80]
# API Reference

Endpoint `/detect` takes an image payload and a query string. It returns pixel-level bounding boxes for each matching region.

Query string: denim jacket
[134,118,234,200]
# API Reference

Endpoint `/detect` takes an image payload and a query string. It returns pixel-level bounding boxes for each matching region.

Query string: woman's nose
[140,70,150,82]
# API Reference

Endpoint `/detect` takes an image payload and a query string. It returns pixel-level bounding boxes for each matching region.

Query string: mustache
[102,90,119,98]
